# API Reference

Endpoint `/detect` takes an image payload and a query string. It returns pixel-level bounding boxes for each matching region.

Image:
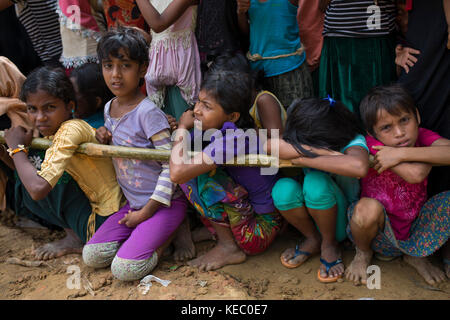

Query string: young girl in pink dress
[136,0,201,120]
[345,84,450,286]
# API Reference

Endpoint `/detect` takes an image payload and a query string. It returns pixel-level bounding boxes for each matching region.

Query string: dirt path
[0,211,449,300]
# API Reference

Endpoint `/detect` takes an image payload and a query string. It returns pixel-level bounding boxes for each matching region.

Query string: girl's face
[372,108,420,148]
[101,48,146,99]
[26,90,73,137]
[193,89,238,131]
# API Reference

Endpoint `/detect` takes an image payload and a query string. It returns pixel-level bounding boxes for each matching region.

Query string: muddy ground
[0,209,449,301]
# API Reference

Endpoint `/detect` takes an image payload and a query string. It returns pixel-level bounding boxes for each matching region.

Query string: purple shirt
[104,97,170,209]
[203,122,279,214]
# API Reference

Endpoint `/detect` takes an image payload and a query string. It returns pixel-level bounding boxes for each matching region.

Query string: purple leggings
[87,196,187,260]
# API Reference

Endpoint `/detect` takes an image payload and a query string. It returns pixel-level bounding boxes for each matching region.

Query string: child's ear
[228,112,240,123]
[139,62,148,78]
[67,101,76,114]
[415,108,421,126]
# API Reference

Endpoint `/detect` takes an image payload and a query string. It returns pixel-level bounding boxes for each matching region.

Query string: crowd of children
[0,0,449,288]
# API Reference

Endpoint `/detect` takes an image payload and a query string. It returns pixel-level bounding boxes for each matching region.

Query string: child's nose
[393,126,404,137]
[112,65,121,78]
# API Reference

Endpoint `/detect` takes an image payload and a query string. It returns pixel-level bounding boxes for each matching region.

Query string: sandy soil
[0,209,449,301]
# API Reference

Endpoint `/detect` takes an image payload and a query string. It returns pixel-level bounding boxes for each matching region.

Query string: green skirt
[13,150,107,243]
[318,35,397,119]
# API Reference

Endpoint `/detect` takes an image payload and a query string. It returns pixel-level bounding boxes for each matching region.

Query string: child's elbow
[353,158,369,178]
[402,167,428,184]
[358,162,370,178]
[170,168,186,185]
[29,188,48,201]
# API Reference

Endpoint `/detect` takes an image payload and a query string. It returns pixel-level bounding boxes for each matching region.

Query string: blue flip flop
[280,244,312,269]
[317,258,344,283]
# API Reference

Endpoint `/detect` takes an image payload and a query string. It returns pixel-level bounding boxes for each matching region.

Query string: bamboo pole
[0,131,297,167]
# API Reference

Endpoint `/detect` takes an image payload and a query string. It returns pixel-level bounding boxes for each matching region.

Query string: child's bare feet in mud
[280,236,320,268]
[187,240,246,271]
[403,255,447,285]
[345,247,373,284]
[173,218,196,262]
[191,226,215,243]
[319,241,344,280]
[33,229,83,260]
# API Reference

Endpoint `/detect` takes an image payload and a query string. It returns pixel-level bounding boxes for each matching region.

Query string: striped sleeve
[149,129,175,207]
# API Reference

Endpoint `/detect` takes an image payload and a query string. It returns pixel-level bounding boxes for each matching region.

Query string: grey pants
[82,241,158,281]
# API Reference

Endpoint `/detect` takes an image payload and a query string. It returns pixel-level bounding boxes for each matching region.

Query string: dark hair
[70,62,113,111]
[201,70,255,130]
[359,84,418,136]
[283,98,364,157]
[208,53,265,91]
[97,26,149,65]
[20,66,76,105]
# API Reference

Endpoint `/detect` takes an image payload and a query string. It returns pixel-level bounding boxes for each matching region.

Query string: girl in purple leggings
[82,27,187,281]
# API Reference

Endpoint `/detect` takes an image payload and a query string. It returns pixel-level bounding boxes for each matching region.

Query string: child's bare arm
[256,93,284,137]
[372,145,433,184]
[290,146,369,178]
[170,110,217,184]
[236,0,250,35]
[265,138,343,160]
[373,139,450,170]
[444,0,450,48]
[136,0,198,33]
[118,199,161,228]
[4,127,52,200]
[0,145,15,170]
[95,126,112,145]
[0,0,13,11]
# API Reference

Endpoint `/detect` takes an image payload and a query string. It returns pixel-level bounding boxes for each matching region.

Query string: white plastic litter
[137,275,171,295]
[358,297,375,300]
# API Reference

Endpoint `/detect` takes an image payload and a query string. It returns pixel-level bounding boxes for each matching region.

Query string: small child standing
[82,27,187,281]
[345,84,450,286]
[69,62,114,128]
[136,0,201,120]
[237,0,313,110]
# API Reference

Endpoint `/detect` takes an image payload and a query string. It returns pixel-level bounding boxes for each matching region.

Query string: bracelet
[7,144,28,157]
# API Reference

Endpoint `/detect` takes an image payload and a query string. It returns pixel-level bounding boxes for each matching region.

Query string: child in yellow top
[2,66,124,260]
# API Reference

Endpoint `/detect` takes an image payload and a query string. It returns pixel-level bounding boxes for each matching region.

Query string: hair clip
[324,94,336,107]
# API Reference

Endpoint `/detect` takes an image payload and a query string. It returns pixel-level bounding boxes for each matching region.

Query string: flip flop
[280,244,311,269]
[317,257,344,283]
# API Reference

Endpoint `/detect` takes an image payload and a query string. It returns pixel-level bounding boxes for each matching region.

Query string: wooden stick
[0,131,297,167]
[0,131,373,168]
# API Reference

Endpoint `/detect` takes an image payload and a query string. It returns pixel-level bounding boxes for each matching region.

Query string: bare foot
[345,247,373,285]
[319,241,344,279]
[33,229,83,260]
[187,240,246,271]
[403,255,447,286]
[280,235,320,268]
[191,226,215,243]
[441,241,450,278]
[172,218,196,262]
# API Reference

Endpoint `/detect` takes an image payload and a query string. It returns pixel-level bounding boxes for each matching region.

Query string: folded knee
[82,241,120,268]
[351,198,384,229]
[111,253,158,281]
[303,171,335,209]
[272,178,304,211]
